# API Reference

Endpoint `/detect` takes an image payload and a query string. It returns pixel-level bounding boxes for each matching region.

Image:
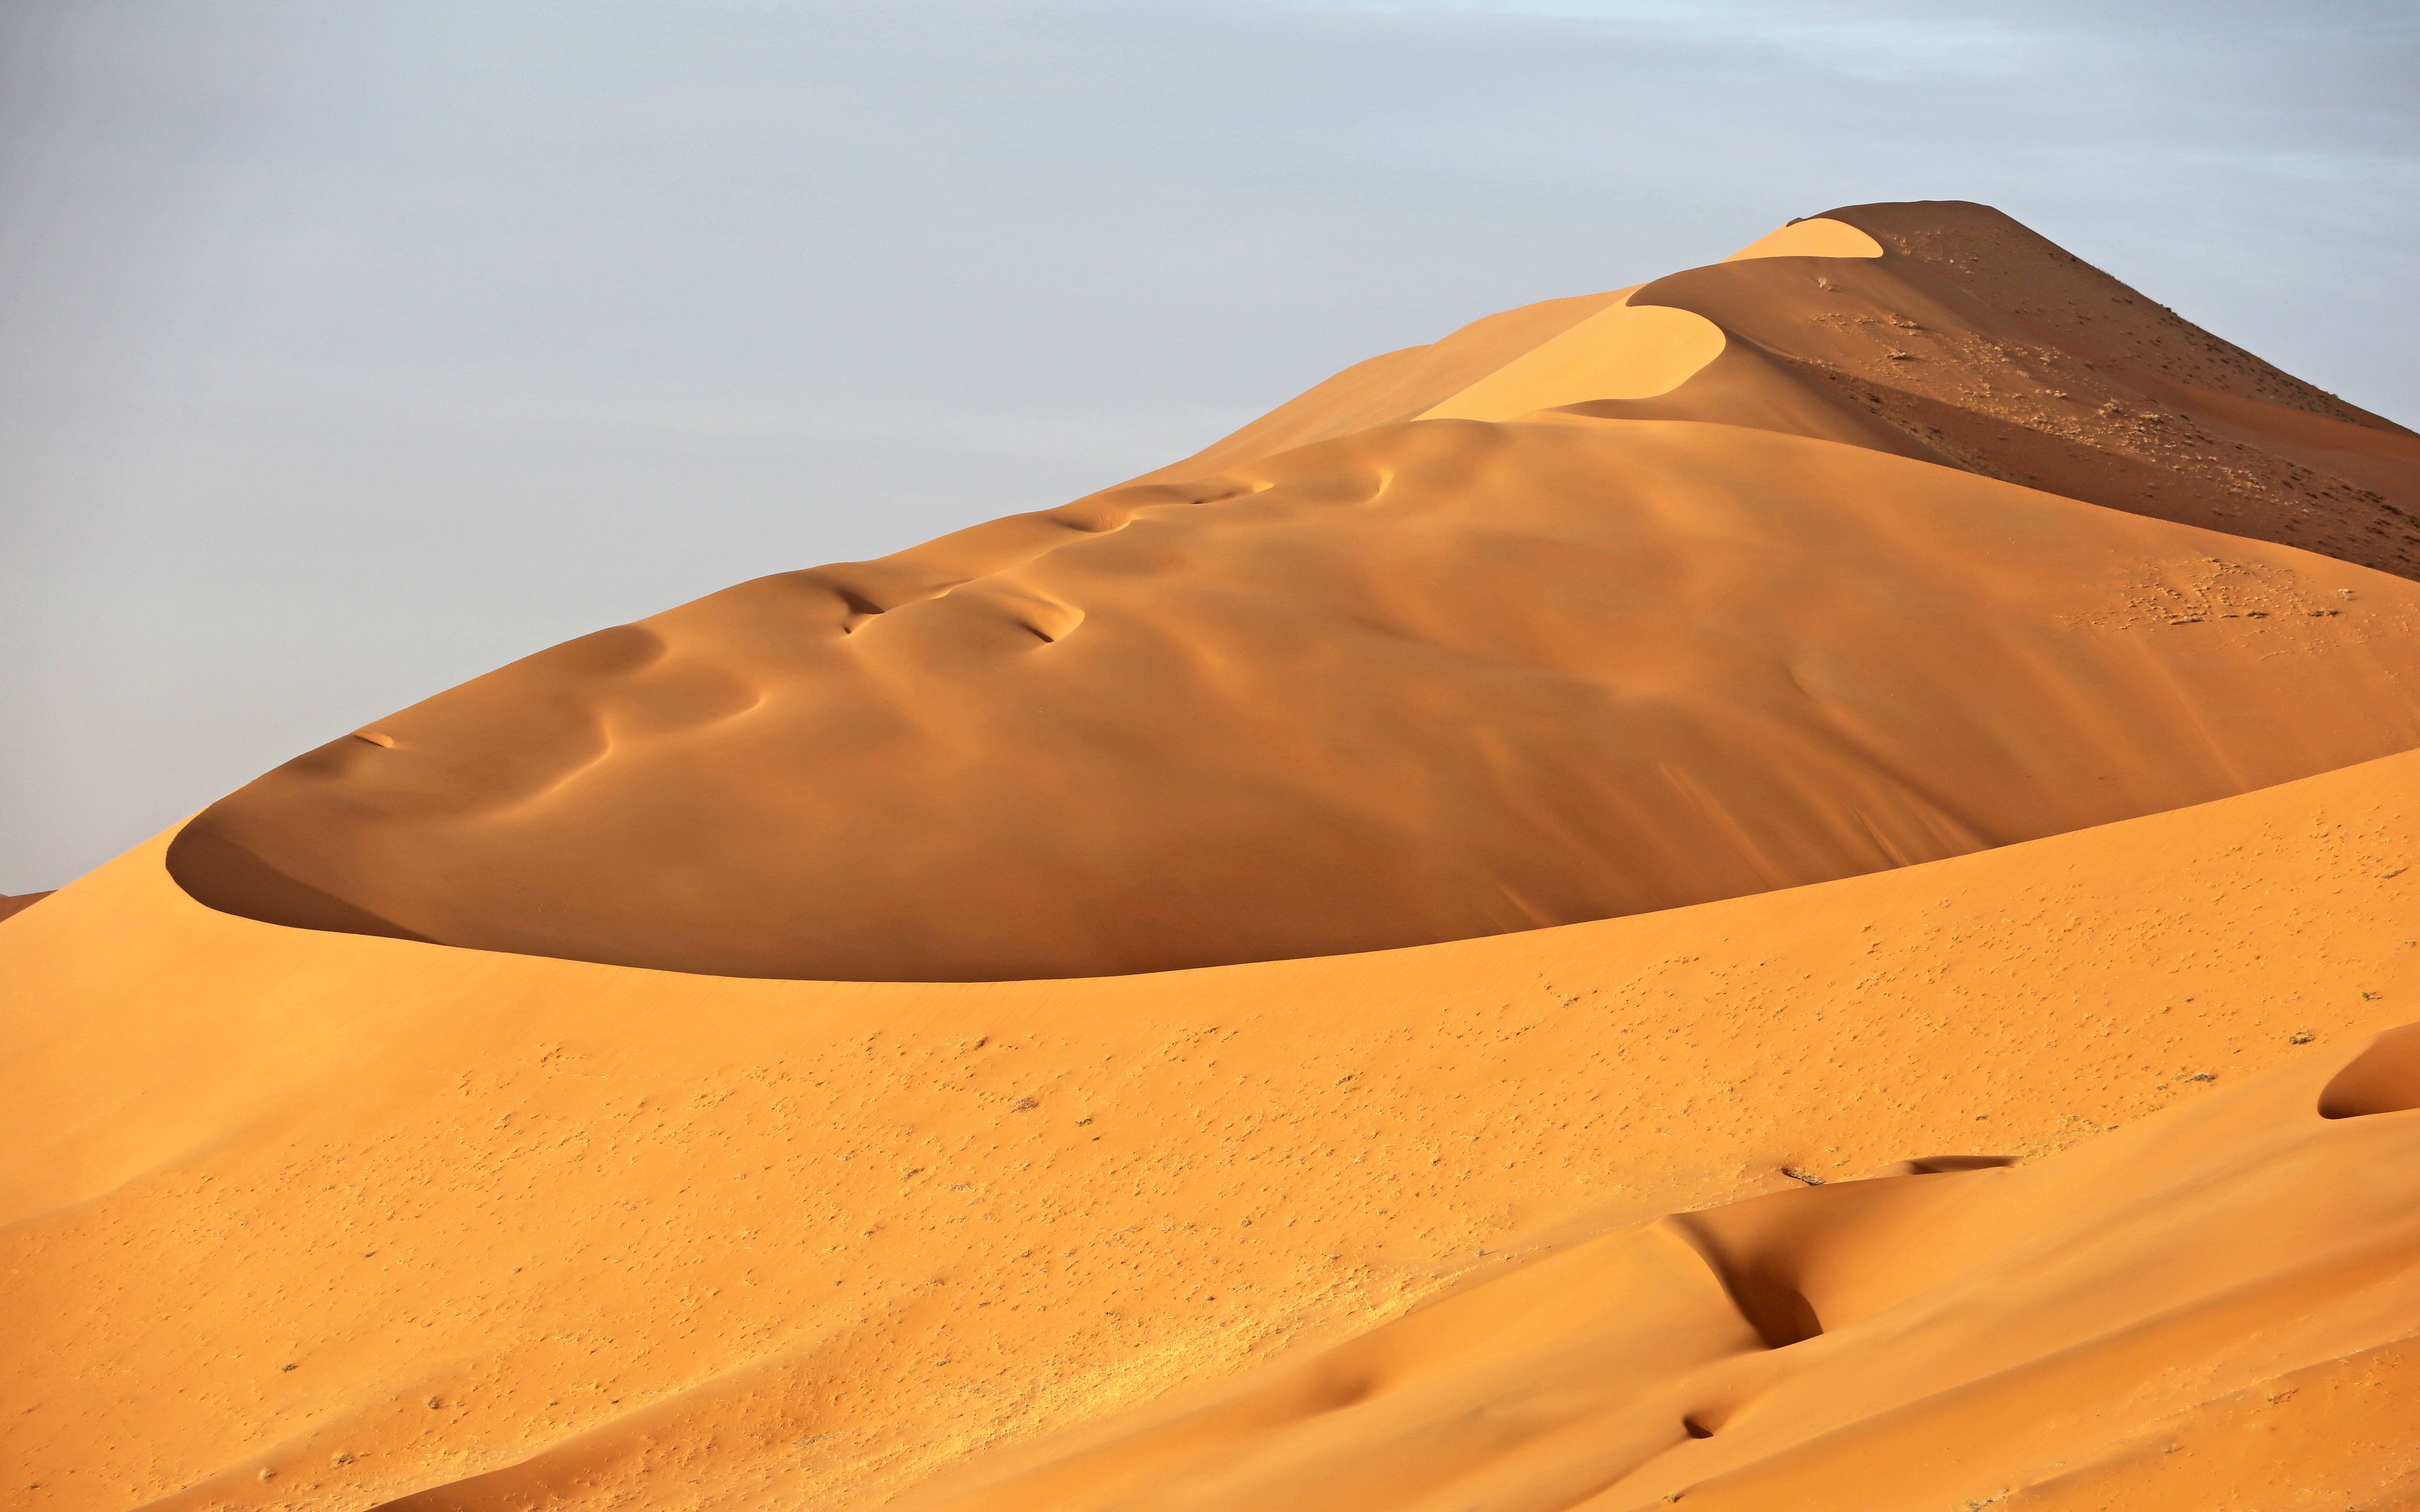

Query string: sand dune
[167,421,2420,980]
[9,740,2420,1509]
[1156,201,2420,574]
[0,890,49,924]
[899,1021,2420,1511]
[10,202,2420,1510]
[1615,201,2420,577]
[165,204,2420,982]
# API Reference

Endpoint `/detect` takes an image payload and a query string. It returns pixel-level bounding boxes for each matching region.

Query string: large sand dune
[10,737,2420,1509]
[166,210,2420,980]
[10,202,2420,1510]
[1152,202,2420,576]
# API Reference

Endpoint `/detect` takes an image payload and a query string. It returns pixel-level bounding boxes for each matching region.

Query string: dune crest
[1720,215,1884,262]
[13,738,2420,1509]
[10,200,2420,1511]
[168,418,2420,980]
[152,207,2420,982]
[900,1028,2420,1511]
[1414,291,1724,420]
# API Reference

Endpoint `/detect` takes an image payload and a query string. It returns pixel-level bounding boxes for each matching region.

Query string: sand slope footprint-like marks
[168,419,2420,980]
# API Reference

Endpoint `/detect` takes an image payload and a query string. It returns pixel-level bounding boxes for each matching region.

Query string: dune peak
[162,200,2420,982]
[13,196,2420,1512]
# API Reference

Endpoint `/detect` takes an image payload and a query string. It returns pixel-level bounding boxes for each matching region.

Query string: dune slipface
[9,203,2420,1512]
[167,209,2420,981]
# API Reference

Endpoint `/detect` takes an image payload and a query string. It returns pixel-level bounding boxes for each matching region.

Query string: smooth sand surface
[902,1022,2420,1512]
[1413,292,1724,420]
[1130,289,1630,483]
[1718,215,1884,263]
[166,202,2420,982]
[168,420,2420,980]
[11,201,2420,1509]
[9,748,2420,1509]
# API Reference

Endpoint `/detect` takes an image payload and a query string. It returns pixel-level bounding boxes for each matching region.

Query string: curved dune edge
[1130,212,1890,483]
[1164,200,2418,575]
[1630,200,2420,577]
[1412,290,1726,420]
[11,744,2420,1508]
[153,200,2420,985]
[1125,289,1630,484]
[161,420,2420,982]
[1720,215,1884,262]
[18,200,2420,1509]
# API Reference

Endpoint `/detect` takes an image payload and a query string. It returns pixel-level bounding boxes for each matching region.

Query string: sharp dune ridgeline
[166,203,2420,983]
[8,200,2420,1510]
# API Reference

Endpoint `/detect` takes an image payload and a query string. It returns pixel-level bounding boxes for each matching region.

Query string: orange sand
[8,203,2420,1511]
[168,420,2420,981]
[904,1018,2420,1512]
[168,207,2420,982]
[13,738,2420,1509]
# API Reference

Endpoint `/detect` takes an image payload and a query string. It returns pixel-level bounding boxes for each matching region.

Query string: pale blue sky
[3,0,2414,889]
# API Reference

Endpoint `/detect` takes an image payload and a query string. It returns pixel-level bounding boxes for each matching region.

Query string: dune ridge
[10,740,2420,1509]
[165,421,2420,981]
[1153,202,2420,578]
[9,201,2420,1511]
[1614,200,2420,577]
[163,205,2420,982]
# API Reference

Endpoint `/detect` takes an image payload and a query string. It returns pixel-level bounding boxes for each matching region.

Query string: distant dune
[168,207,2420,981]
[8,204,2420,1511]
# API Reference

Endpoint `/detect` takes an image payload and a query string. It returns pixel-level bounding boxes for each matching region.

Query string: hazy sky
[3,0,2415,891]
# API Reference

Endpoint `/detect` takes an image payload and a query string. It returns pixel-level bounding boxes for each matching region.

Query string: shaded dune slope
[1603,200,2420,578]
[1155,201,2420,575]
[18,202,2420,1510]
[11,745,2420,1510]
[171,419,2420,980]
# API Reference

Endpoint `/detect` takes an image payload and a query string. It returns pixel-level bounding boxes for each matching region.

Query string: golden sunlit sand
[8,201,2420,1510]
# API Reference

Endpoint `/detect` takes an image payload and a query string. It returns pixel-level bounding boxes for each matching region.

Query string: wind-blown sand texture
[9,202,2420,1509]
[168,212,2420,982]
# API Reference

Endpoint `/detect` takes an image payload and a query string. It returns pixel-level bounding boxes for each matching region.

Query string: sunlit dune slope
[1157,201,2420,578]
[171,419,2420,980]
[17,202,2420,1511]
[1127,214,1886,479]
[10,743,2420,1510]
[166,202,2420,981]
[1613,200,2420,579]
[902,1022,2420,1512]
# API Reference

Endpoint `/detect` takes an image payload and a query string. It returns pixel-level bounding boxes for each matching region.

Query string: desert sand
[169,210,2420,983]
[8,202,2420,1510]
